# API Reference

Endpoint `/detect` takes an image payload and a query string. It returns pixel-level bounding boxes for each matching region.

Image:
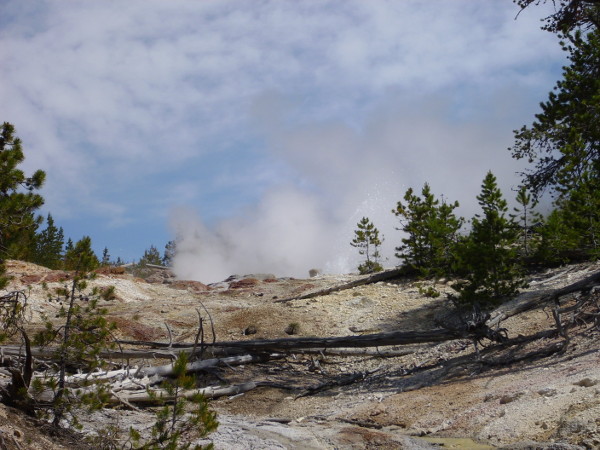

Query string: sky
[0,1,567,283]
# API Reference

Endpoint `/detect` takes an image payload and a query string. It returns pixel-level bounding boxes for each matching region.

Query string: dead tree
[275,267,412,303]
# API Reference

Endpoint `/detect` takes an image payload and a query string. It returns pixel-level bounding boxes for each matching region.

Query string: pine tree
[514,0,600,33]
[63,237,99,272]
[511,29,600,199]
[351,217,384,274]
[536,172,600,262]
[34,214,65,269]
[33,237,115,427]
[559,172,600,257]
[535,208,578,264]
[510,186,543,258]
[0,122,46,286]
[129,352,218,449]
[139,245,163,266]
[452,172,526,307]
[393,183,462,278]
[101,247,110,266]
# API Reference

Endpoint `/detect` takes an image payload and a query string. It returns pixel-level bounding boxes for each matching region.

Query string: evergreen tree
[139,245,163,266]
[393,183,462,278]
[34,214,65,269]
[452,172,526,307]
[511,29,600,200]
[62,238,74,269]
[510,186,543,258]
[101,247,110,266]
[535,208,578,264]
[63,237,99,272]
[0,122,46,286]
[128,352,218,449]
[351,217,383,274]
[559,172,600,257]
[514,0,600,33]
[34,238,115,427]
[536,172,600,262]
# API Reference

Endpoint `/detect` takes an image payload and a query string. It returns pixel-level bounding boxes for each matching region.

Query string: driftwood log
[487,269,600,327]
[109,381,260,405]
[274,267,412,303]
[62,354,283,384]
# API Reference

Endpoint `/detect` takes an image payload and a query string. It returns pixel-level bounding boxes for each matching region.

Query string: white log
[110,381,259,405]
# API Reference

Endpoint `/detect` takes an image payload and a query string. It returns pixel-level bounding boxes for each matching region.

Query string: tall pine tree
[393,183,462,278]
[0,122,46,287]
[510,186,543,258]
[351,217,384,274]
[511,28,600,262]
[139,245,163,266]
[511,29,600,200]
[453,172,525,307]
[34,214,65,269]
[63,237,98,271]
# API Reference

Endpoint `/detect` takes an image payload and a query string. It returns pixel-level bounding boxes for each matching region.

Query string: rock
[573,378,597,387]
[243,273,276,281]
[43,271,71,283]
[284,323,300,335]
[499,393,522,404]
[230,278,260,289]
[20,274,43,284]
[170,280,210,293]
[538,388,558,397]
[347,296,374,308]
[95,266,126,275]
[369,404,387,416]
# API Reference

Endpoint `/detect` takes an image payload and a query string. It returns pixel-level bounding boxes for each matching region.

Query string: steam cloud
[170,95,527,284]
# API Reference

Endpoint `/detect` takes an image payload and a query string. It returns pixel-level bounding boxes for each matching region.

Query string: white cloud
[0,0,566,266]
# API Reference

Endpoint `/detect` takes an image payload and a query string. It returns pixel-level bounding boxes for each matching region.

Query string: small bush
[285,323,300,335]
[417,283,441,298]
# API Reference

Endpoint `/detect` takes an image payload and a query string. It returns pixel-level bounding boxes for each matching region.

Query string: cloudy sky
[1,1,566,282]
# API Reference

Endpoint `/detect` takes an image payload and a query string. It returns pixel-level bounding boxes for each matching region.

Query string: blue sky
[0,1,566,282]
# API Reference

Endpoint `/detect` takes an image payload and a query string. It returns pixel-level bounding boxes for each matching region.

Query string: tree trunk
[274,267,413,303]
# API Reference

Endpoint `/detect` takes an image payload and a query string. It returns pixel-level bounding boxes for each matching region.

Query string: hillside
[1,260,599,449]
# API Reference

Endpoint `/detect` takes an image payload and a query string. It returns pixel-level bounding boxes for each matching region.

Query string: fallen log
[63,353,284,383]
[286,346,426,357]
[137,353,282,378]
[109,381,260,405]
[1,338,424,364]
[0,345,186,361]
[487,269,600,328]
[208,329,464,352]
[116,329,479,355]
[274,267,412,303]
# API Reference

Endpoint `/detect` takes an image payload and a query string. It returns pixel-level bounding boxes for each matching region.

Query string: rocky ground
[1,260,599,449]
